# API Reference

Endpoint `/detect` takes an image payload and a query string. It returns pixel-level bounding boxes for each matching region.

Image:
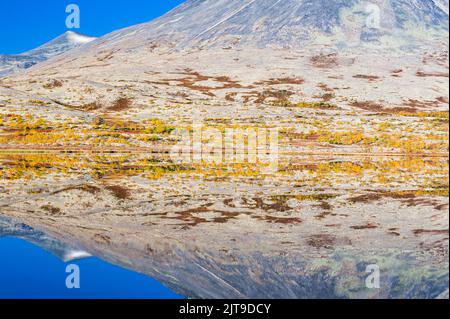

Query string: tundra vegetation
[0,106,448,154]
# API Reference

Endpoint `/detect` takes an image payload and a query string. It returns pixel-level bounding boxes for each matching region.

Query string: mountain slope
[84,0,448,52]
[23,31,96,60]
[0,215,91,262]
[2,0,448,118]
[0,31,96,76]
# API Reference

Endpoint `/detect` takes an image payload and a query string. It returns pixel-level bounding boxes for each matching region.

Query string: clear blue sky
[0,0,185,54]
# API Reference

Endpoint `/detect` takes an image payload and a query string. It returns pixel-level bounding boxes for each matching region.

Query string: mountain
[83,0,448,52]
[0,215,91,262]
[2,0,448,115]
[23,30,96,60]
[0,31,96,76]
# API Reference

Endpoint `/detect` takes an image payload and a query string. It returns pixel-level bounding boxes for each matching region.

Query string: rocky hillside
[80,0,448,52]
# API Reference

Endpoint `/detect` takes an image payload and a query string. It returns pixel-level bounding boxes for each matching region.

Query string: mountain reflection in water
[0,217,182,299]
[0,153,448,299]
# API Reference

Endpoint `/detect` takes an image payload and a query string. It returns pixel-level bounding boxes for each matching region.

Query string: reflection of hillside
[0,215,90,262]
[0,153,448,298]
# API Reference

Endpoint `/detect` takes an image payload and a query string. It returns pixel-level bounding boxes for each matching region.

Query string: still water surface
[0,236,182,299]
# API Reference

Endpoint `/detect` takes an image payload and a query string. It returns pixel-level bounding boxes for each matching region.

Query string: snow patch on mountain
[0,31,96,76]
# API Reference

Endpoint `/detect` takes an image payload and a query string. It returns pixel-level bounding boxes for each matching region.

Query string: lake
[0,236,182,299]
[0,153,448,298]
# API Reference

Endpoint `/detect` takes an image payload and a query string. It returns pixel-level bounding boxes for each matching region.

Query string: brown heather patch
[212,212,240,224]
[159,69,253,97]
[350,101,418,114]
[43,79,63,89]
[387,228,401,236]
[353,74,380,82]
[175,70,216,97]
[404,99,440,109]
[318,201,332,211]
[306,234,336,249]
[416,71,449,78]
[79,63,111,69]
[144,80,171,86]
[241,89,294,105]
[225,92,238,102]
[391,69,403,74]
[389,107,419,113]
[253,215,302,224]
[263,90,293,104]
[51,184,101,195]
[412,229,449,236]
[41,204,62,215]
[255,77,305,85]
[436,96,449,104]
[108,97,133,112]
[349,193,382,203]
[422,51,449,67]
[390,69,403,78]
[328,75,344,80]
[105,185,131,200]
[50,99,102,111]
[310,53,338,68]
[93,234,111,244]
[317,82,334,92]
[96,49,119,62]
[82,102,103,111]
[154,205,211,228]
[434,203,449,211]
[350,101,384,112]
[350,223,379,230]
[315,93,335,102]
[315,83,335,102]
[402,198,449,211]
[214,76,252,89]
[349,191,417,204]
